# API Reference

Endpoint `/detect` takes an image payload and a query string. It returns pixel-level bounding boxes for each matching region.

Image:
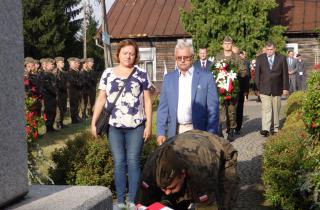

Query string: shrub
[263,127,307,210]
[284,91,305,116]
[303,71,320,137]
[49,131,158,193]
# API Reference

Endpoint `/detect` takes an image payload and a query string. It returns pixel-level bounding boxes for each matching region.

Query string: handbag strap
[107,67,137,112]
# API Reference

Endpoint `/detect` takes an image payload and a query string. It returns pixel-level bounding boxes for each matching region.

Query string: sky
[84,0,115,24]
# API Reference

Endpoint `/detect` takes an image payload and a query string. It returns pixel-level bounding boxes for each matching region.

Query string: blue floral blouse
[98,66,151,128]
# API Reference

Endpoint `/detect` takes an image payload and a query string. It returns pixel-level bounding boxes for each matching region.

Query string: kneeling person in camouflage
[135,130,239,210]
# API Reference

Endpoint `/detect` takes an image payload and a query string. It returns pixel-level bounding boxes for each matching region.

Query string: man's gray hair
[175,40,194,56]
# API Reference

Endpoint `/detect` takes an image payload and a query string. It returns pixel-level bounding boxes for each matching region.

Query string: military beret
[67,57,75,62]
[155,145,184,188]
[24,57,34,65]
[55,57,64,62]
[46,58,55,63]
[84,58,94,63]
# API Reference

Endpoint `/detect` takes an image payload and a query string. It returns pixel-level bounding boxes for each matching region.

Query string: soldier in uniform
[41,58,57,132]
[55,57,68,128]
[214,36,247,141]
[135,130,239,210]
[85,58,96,116]
[79,59,89,119]
[24,57,43,116]
[67,57,82,123]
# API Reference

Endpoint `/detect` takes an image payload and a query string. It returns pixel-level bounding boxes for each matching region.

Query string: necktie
[268,57,273,70]
[202,61,205,69]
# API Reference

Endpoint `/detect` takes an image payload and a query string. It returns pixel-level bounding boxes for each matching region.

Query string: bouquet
[212,59,239,104]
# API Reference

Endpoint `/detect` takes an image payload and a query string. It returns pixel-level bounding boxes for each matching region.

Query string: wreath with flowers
[211,59,239,105]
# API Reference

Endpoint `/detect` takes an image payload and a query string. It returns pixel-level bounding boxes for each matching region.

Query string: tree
[23,0,82,58]
[80,2,104,71]
[180,0,287,58]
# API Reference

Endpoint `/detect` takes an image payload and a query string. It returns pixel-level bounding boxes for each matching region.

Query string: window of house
[138,47,156,81]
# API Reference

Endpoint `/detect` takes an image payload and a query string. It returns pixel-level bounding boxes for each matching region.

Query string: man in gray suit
[255,41,289,137]
[296,54,306,91]
[287,50,297,93]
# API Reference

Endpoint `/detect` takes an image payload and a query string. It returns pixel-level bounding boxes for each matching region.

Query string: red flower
[43,113,47,121]
[26,112,34,121]
[32,131,38,139]
[24,79,29,86]
[224,95,232,100]
[25,126,31,134]
[312,122,317,128]
[219,88,225,94]
[31,86,36,92]
[227,78,233,92]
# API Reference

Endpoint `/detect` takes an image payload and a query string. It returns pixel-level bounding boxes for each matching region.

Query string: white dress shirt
[177,67,193,124]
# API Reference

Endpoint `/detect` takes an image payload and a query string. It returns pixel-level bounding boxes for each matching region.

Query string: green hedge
[263,71,320,210]
[284,91,305,116]
[48,131,157,193]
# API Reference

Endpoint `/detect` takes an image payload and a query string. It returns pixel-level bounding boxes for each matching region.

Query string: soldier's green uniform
[55,57,68,128]
[135,130,239,210]
[79,63,89,118]
[41,58,57,132]
[86,58,97,116]
[24,58,42,116]
[67,57,81,123]
[214,52,246,139]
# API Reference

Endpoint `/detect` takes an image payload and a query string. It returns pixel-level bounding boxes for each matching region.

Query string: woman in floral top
[91,39,152,209]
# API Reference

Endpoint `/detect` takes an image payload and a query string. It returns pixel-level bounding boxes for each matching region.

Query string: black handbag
[96,68,137,136]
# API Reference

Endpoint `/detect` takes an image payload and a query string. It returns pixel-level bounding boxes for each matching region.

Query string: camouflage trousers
[219,102,237,131]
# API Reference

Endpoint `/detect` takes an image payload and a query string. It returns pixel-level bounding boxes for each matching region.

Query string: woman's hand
[143,126,152,142]
[91,124,98,138]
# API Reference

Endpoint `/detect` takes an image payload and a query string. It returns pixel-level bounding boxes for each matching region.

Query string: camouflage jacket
[214,52,247,78]
[135,130,239,210]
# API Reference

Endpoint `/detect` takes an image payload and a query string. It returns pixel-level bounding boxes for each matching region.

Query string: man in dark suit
[296,54,306,91]
[255,41,289,137]
[157,40,219,145]
[193,47,213,72]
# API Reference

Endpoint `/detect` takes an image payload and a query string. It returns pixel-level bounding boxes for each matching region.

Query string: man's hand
[283,90,289,96]
[157,135,166,146]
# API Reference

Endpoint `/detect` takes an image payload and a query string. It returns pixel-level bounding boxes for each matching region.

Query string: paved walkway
[231,96,286,210]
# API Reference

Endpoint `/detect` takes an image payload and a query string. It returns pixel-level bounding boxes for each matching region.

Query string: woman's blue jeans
[108,124,144,203]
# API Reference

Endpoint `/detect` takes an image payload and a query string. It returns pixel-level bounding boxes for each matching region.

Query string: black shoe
[227,129,236,142]
[260,130,269,137]
[235,129,241,135]
[271,131,278,135]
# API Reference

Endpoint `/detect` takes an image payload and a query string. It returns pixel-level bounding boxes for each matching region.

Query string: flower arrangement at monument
[25,96,52,184]
[212,59,239,104]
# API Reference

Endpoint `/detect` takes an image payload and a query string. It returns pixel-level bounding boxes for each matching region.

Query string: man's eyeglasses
[176,56,192,61]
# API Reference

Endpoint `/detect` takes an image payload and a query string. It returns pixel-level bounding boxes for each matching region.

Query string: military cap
[67,57,76,62]
[55,57,64,62]
[45,58,55,64]
[84,58,94,63]
[24,57,34,65]
[155,145,185,188]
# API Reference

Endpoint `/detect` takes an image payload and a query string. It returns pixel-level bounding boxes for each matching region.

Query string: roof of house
[106,0,191,38]
[271,0,320,33]
[105,0,320,39]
